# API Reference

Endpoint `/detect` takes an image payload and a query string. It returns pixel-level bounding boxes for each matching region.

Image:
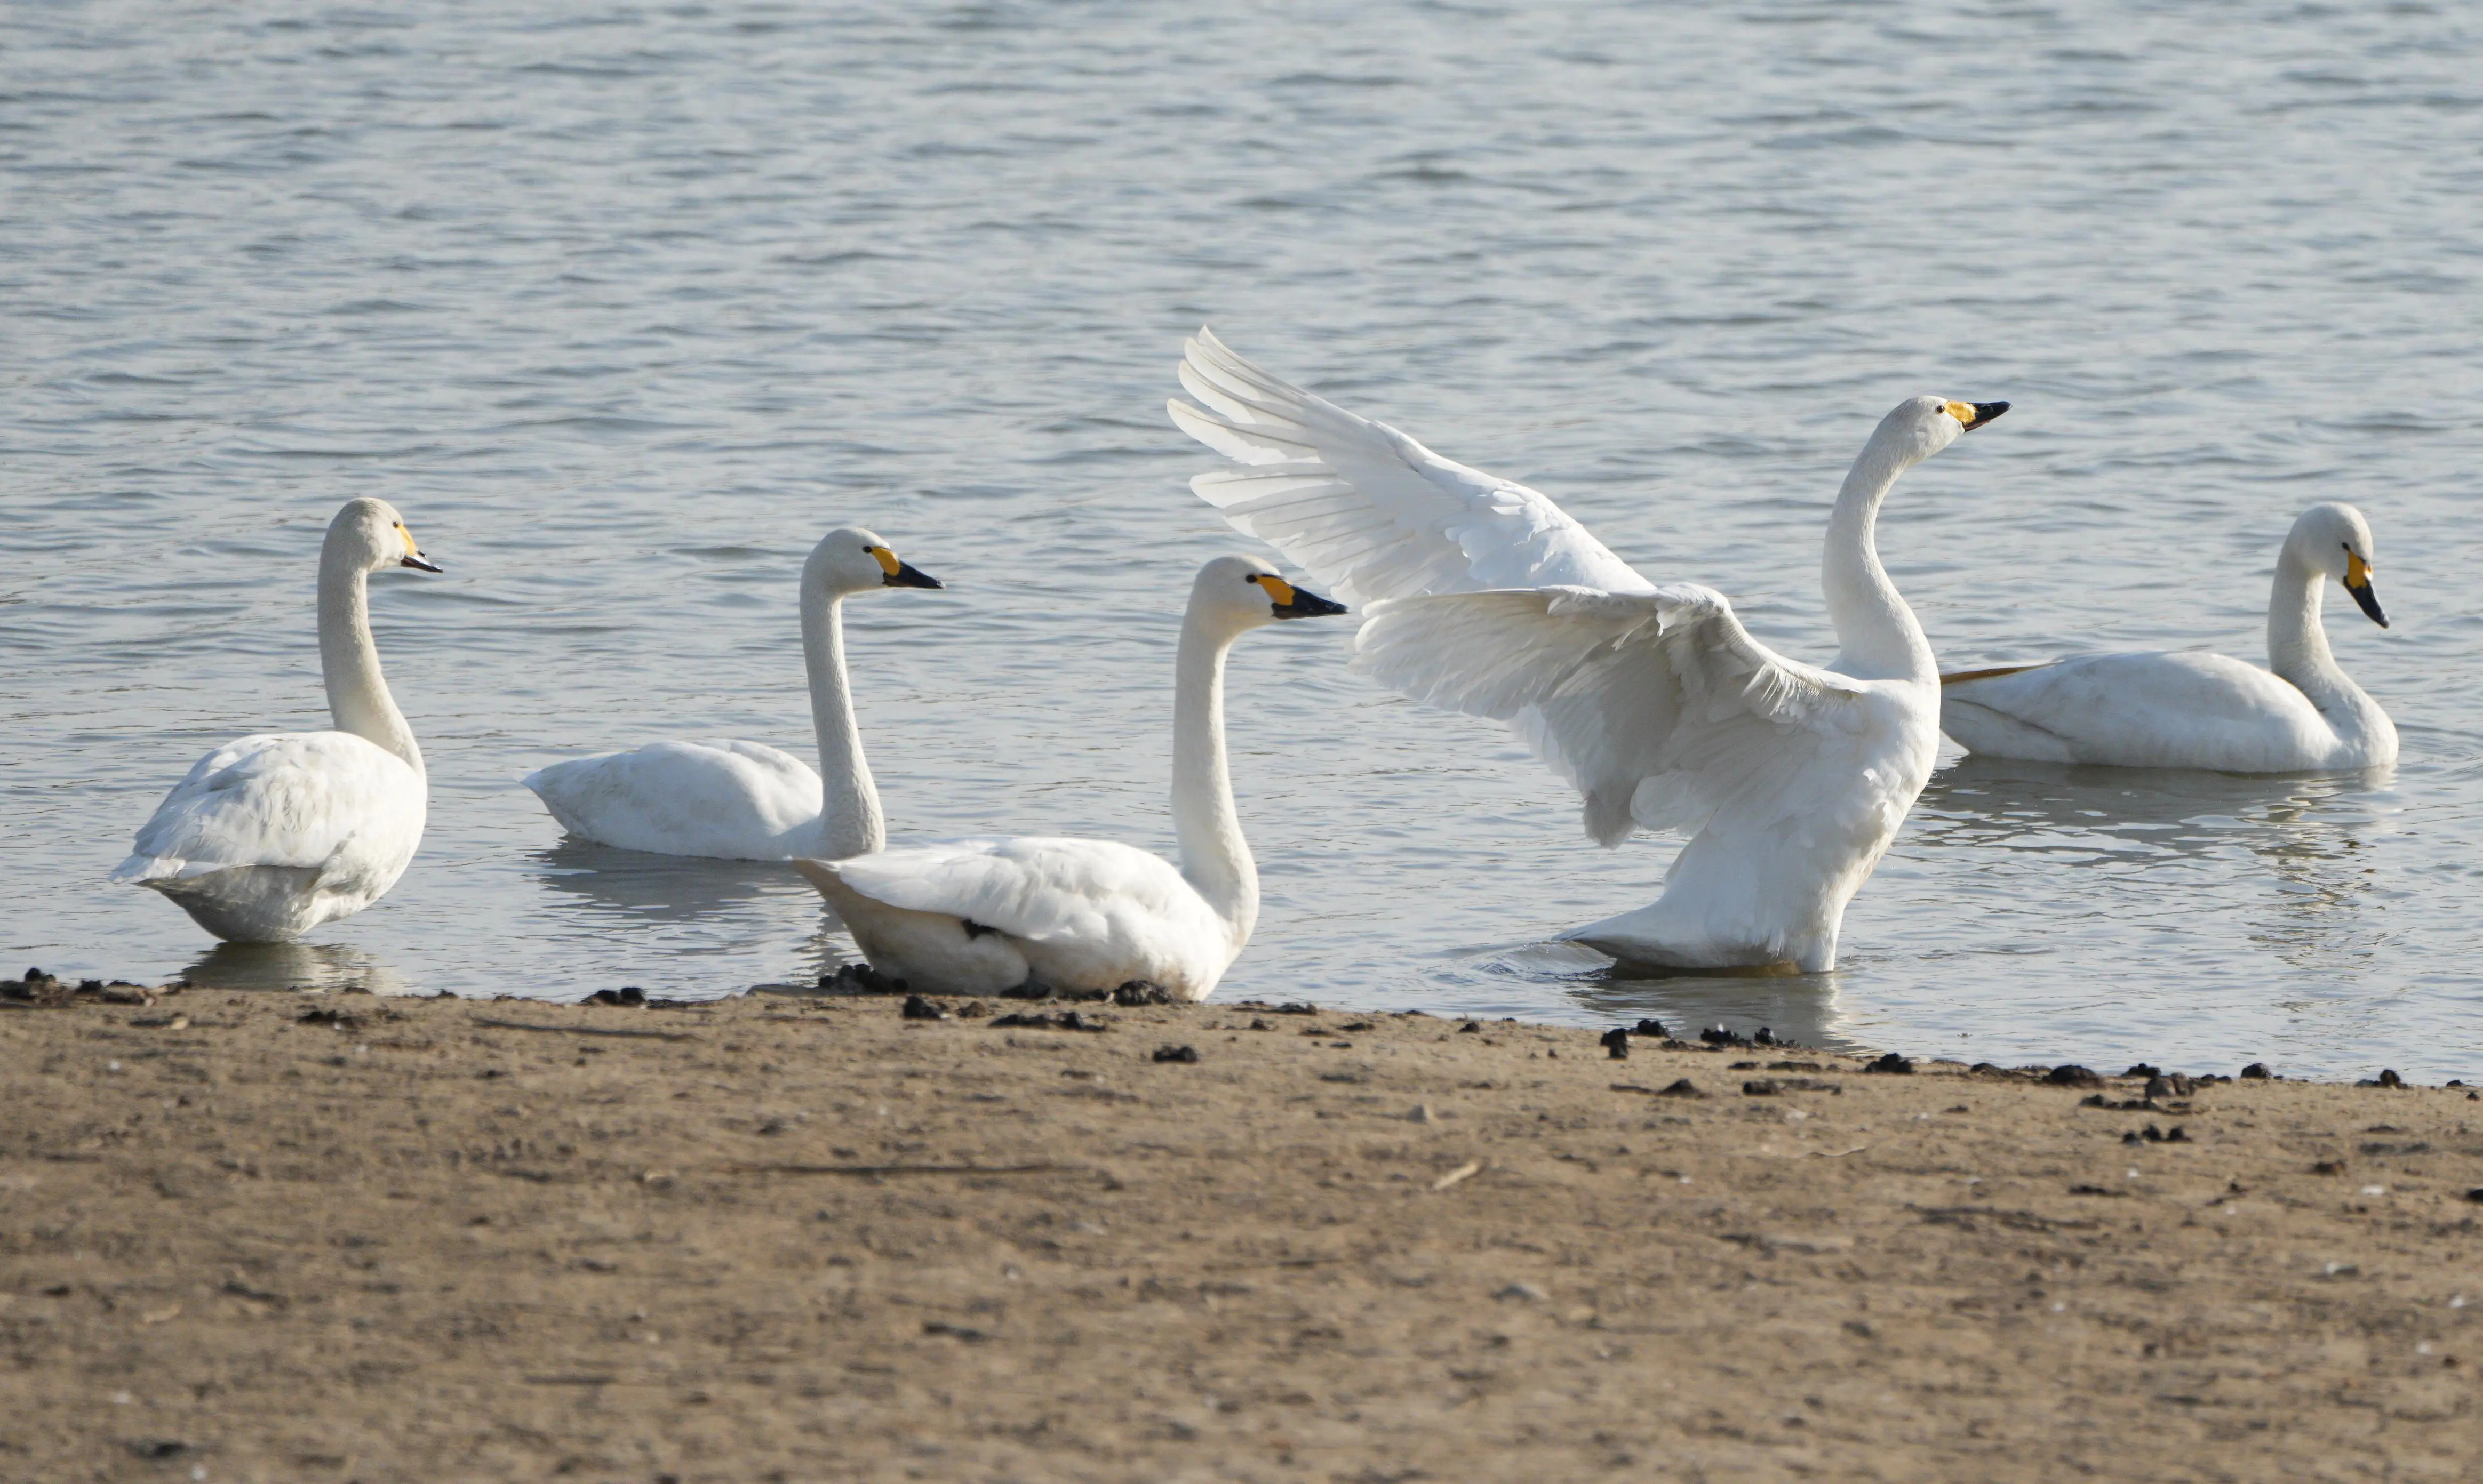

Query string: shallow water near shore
[6,2,2481,1080]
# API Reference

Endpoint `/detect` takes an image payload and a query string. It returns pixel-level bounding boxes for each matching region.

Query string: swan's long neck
[1170,609,1256,948]
[802,583,883,859]
[1819,436,1934,683]
[317,543,422,779]
[2266,552,2385,739]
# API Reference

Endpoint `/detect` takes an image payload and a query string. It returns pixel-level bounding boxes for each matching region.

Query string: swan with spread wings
[1169,329,2006,972]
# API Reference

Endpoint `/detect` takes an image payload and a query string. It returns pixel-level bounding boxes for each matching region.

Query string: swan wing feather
[1169,328,1654,605]
[115,732,424,881]
[832,837,1205,946]
[1354,586,1874,845]
[1942,652,2336,768]
[524,739,823,858]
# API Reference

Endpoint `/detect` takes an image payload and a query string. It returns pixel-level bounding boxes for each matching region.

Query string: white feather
[1173,334,1998,971]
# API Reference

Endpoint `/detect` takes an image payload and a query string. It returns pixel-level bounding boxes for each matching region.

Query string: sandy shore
[3,973,2478,1482]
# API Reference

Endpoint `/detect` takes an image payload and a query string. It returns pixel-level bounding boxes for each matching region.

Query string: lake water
[9,1,2480,1081]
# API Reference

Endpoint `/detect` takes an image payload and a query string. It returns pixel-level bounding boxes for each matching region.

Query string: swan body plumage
[1169,328,2006,973]
[1941,503,2395,772]
[112,498,442,942]
[796,556,1346,1000]
[524,528,941,861]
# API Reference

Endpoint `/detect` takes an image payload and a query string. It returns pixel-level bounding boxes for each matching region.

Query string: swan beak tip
[400,554,444,573]
[2347,579,2388,628]
[1272,587,1348,620]
[883,561,943,590]
[1961,400,2009,431]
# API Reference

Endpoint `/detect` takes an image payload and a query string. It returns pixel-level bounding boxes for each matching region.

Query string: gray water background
[7,1,2481,1080]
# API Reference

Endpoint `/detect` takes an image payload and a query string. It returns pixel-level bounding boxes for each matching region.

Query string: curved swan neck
[2267,552,2383,733]
[1171,609,1257,945]
[1819,436,1934,682]
[317,538,422,779]
[801,584,883,859]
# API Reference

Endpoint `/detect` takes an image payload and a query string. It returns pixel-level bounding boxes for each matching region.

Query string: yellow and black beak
[397,523,444,573]
[1250,572,1347,620]
[1944,399,2010,432]
[868,546,943,590]
[2343,550,2386,629]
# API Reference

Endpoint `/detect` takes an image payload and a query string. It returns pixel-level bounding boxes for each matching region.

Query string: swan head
[806,527,943,597]
[1193,555,1346,635]
[329,498,443,575]
[2288,502,2388,628]
[1873,395,2010,466]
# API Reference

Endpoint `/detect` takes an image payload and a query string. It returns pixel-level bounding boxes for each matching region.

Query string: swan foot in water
[1595,956,1811,982]
[1559,905,1834,976]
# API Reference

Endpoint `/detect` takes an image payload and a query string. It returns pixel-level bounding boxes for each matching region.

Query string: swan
[1167,328,2007,972]
[792,556,1346,1000]
[523,528,942,860]
[113,498,444,942]
[1939,502,2396,772]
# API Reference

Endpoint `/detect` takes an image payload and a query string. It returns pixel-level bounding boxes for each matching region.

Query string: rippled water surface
[9,1,2482,1079]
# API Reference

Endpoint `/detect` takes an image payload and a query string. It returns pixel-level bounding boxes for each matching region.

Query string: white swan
[1939,502,2396,772]
[523,528,942,860]
[793,556,1346,1000]
[1168,328,2008,972]
[113,498,444,942]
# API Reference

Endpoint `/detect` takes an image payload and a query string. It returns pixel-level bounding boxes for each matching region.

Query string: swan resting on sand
[114,498,443,942]
[796,556,1345,1000]
[1169,328,2007,973]
[1941,503,2394,773]
[524,528,943,860]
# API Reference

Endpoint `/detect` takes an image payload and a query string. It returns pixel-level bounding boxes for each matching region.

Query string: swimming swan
[113,498,444,942]
[524,528,942,860]
[1939,502,2395,772]
[793,556,1345,1000]
[1168,328,2006,973]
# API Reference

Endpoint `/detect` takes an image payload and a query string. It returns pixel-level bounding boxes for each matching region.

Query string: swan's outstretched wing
[113,732,425,881]
[829,837,1212,945]
[1168,328,1654,606]
[1355,587,1881,845]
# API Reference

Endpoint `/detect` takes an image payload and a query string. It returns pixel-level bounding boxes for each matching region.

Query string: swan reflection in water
[181,940,416,996]
[1910,753,2396,974]
[1459,939,1863,1054]
[527,839,859,993]
[527,838,814,924]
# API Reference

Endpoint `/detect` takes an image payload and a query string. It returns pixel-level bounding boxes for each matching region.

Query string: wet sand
[3,974,2478,1482]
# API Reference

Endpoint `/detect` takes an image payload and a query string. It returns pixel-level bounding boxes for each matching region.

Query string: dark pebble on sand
[2357,1069,2405,1088]
[1600,1028,1631,1061]
[2464,1189,2483,1204]
[1458,1021,1481,1034]
[899,994,950,1022]
[2044,1065,2102,1087]
[1700,1025,1752,1048]
[1152,1045,1200,1063]
[2126,1063,2161,1079]
[1656,1078,1703,1098]
[2240,1062,2272,1080]
[1864,1053,1914,1076]
[2312,1160,2348,1175]
[1113,982,1175,1006]
[1742,1079,1781,1097]
[588,986,647,1007]
[1633,1018,1666,1039]
[2122,1123,2189,1144]
[1275,1002,1320,1016]
[821,964,908,996]
[298,1007,362,1029]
